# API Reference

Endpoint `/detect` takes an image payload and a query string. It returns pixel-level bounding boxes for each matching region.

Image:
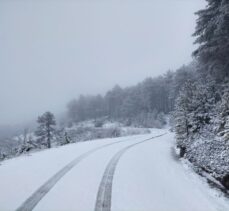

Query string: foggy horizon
[0,0,206,126]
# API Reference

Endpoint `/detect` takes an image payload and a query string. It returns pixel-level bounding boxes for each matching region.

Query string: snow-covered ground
[0,129,228,211]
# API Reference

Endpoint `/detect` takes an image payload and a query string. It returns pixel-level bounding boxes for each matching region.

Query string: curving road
[0,129,228,211]
[94,134,165,211]
[16,138,137,211]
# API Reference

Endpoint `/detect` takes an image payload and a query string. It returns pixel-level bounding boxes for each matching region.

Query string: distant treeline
[66,64,195,127]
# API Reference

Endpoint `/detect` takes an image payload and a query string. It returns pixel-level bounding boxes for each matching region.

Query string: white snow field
[0,129,229,211]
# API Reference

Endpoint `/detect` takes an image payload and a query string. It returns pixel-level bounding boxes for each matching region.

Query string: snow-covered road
[0,129,228,211]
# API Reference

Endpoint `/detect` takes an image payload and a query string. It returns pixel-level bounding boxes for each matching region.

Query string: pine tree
[174,82,193,143]
[35,112,56,148]
[174,94,189,144]
[174,80,205,148]
[193,0,229,79]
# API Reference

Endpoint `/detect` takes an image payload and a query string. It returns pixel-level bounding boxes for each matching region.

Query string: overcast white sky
[0,0,206,125]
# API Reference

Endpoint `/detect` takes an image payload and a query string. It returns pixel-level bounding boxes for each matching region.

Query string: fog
[0,0,206,125]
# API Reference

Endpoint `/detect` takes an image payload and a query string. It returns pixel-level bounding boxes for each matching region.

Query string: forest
[173,0,229,189]
[66,64,194,128]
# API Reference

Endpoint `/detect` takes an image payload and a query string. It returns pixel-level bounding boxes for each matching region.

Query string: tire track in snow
[94,133,166,211]
[15,136,141,211]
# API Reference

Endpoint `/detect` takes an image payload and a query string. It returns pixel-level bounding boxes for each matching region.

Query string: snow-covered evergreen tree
[35,112,56,148]
[174,78,221,144]
[174,81,196,146]
[193,0,229,79]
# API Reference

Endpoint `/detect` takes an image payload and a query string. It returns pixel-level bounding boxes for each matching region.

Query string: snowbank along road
[0,129,229,211]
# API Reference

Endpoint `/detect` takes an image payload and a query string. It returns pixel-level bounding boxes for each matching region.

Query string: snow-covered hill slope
[0,129,228,211]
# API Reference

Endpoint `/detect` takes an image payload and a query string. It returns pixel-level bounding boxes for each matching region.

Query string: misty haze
[1,0,229,211]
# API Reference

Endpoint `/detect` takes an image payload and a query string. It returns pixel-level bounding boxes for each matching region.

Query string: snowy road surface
[0,129,228,211]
